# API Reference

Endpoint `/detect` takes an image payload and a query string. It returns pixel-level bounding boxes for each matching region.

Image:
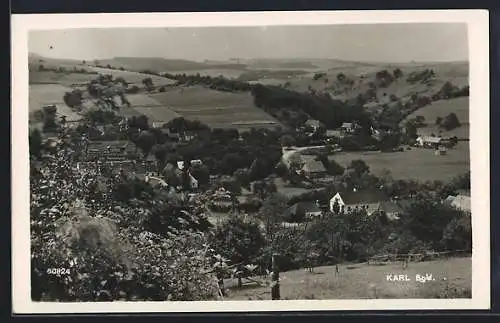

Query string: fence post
[271,253,280,300]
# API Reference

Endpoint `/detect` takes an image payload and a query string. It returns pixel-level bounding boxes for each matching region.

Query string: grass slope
[277,61,468,102]
[224,257,471,300]
[29,84,82,122]
[403,97,470,139]
[97,57,247,72]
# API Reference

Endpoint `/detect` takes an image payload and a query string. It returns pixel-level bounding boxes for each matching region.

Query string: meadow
[329,143,469,182]
[29,70,98,87]
[29,57,175,87]
[224,256,471,300]
[29,84,83,122]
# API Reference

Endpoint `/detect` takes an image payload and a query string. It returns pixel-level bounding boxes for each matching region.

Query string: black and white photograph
[12,11,490,313]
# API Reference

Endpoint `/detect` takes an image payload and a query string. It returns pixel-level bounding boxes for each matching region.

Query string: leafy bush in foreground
[32,208,220,301]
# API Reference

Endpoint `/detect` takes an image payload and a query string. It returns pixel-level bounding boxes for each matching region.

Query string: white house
[340,122,355,133]
[329,188,402,220]
[416,136,442,148]
[284,201,323,220]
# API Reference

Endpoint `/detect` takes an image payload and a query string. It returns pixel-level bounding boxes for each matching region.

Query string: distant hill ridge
[99,57,248,72]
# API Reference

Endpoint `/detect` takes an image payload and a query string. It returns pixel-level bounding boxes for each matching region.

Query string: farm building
[301,159,327,178]
[416,136,442,148]
[152,121,168,129]
[339,122,360,134]
[444,194,471,213]
[377,200,404,221]
[83,140,140,162]
[329,188,401,219]
[177,159,203,170]
[284,201,323,221]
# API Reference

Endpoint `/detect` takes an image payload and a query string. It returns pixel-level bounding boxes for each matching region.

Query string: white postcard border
[11,10,490,313]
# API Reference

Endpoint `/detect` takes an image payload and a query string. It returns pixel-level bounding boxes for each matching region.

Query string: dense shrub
[440,113,461,131]
[32,210,220,301]
[406,69,436,84]
[211,216,267,282]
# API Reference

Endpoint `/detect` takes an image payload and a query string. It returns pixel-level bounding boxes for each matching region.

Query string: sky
[29,23,469,63]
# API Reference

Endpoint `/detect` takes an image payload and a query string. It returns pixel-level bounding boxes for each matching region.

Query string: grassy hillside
[285,61,468,102]
[224,257,471,300]
[403,97,470,139]
[29,84,83,122]
[28,54,469,138]
[96,57,248,73]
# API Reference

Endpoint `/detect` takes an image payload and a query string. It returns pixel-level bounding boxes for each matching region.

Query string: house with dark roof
[284,201,323,221]
[84,140,140,162]
[378,200,404,221]
[329,188,401,219]
[301,159,327,178]
[340,122,360,134]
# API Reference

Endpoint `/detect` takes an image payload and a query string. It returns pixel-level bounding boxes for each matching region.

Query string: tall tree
[212,217,267,287]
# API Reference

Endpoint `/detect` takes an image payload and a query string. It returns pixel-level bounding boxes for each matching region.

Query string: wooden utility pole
[271,253,280,300]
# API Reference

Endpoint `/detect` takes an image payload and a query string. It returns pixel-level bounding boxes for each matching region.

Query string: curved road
[281,145,327,164]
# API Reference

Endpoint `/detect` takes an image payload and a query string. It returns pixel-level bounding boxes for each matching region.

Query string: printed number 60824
[46,268,70,275]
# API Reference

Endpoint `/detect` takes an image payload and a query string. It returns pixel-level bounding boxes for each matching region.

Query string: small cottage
[284,201,323,221]
[340,122,355,133]
[416,136,442,148]
[301,159,327,178]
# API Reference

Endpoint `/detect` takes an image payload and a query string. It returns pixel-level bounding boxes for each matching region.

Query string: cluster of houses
[416,135,448,154]
[283,187,471,223]
[298,117,361,142]
[285,187,404,222]
[77,139,206,191]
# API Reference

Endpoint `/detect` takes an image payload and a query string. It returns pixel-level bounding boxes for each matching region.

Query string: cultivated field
[29,70,99,87]
[329,143,469,182]
[29,53,176,88]
[87,67,176,87]
[148,86,281,130]
[29,84,83,122]
[224,256,471,300]
[125,93,180,122]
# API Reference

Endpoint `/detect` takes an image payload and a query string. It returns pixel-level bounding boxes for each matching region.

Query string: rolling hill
[28,54,469,139]
[94,57,248,73]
